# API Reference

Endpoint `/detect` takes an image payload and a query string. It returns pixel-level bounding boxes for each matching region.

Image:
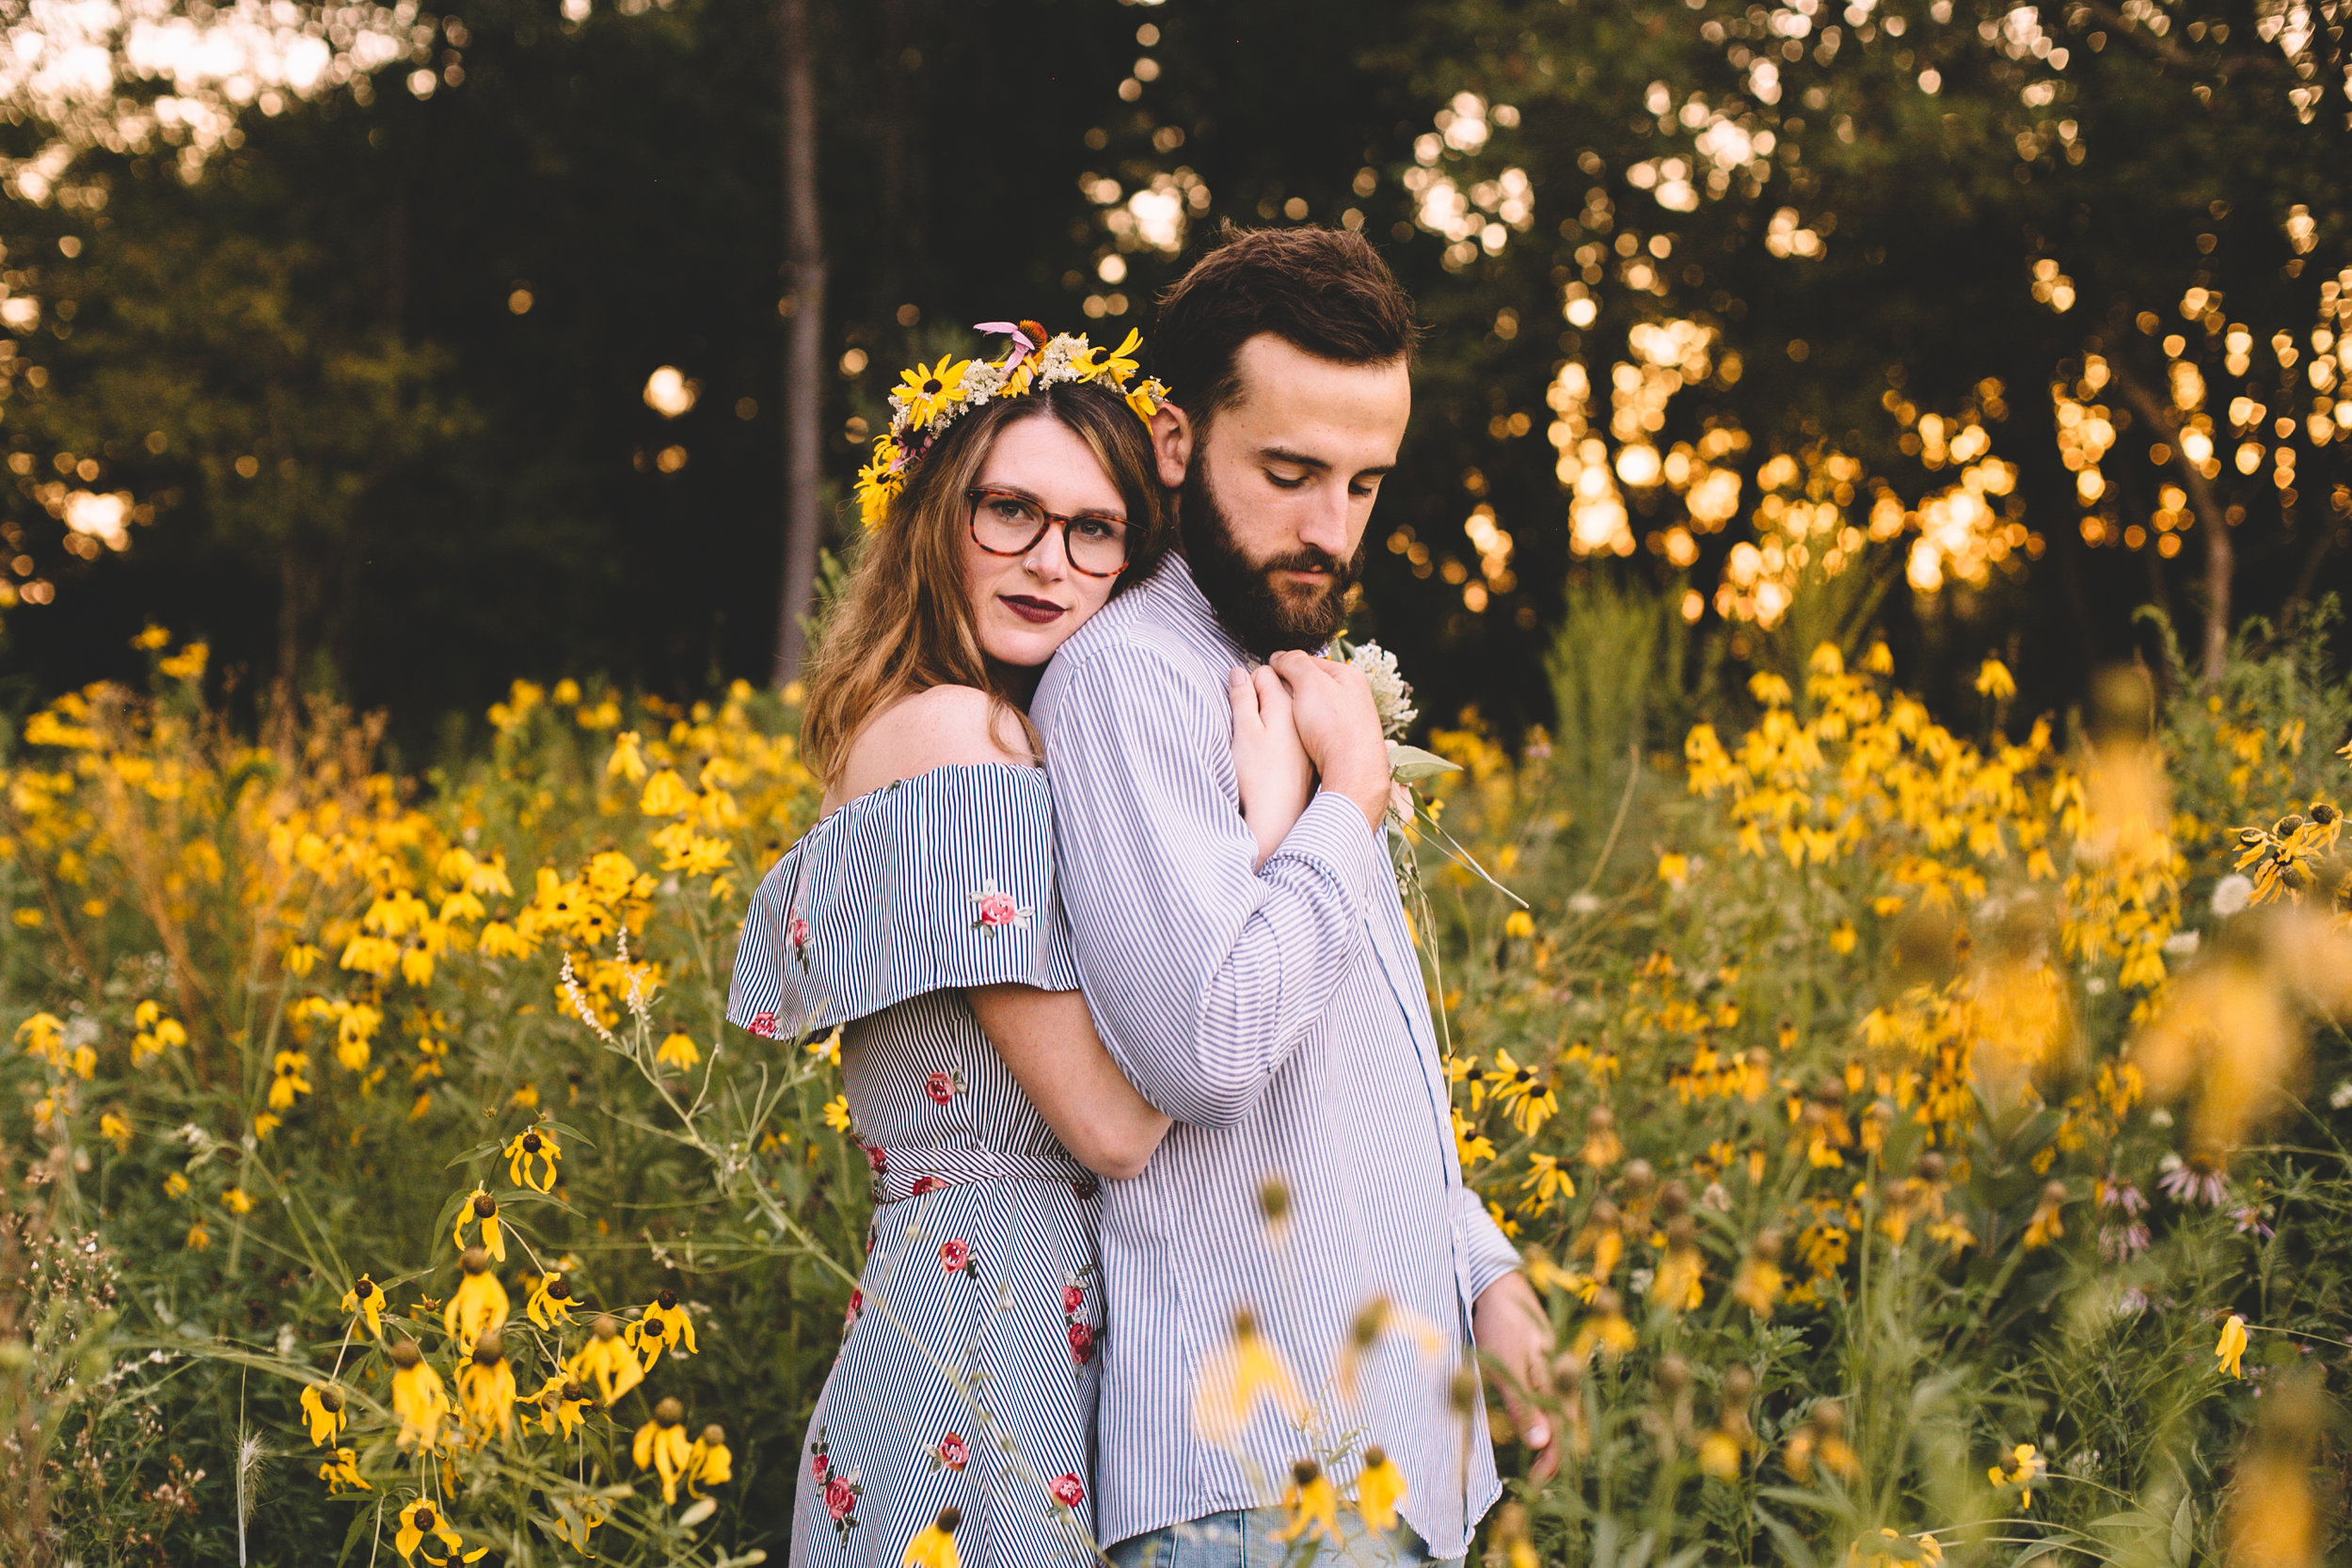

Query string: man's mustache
[1259,546,1352,580]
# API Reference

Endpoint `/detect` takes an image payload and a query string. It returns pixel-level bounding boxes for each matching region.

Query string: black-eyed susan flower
[655,1032,702,1071]
[523,1373,596,1440]
[549,1494,608,1552]
[317,1446,369,1495]
[451,1186,504,1261]
[455,1332,516,1443]
[394,1498,487,1565]
[901,1505,961,1568]
[1573,1198,1625,1283]
[526,1271,577,1330]
[1987,1441,2045,1507]
[503,1125,561,1193]
[633,1396,693,1504]
[1273,1458,1342,1548]
[627,1287,698,1367]
[1731,1230,1785,1318]
[1190,1308,1306,1447]
[1783,1401,1859,1484]
[569,1313,643,1405]
[343,1273,387,1339]
[686,1423,733,1496]
[388,1340,451,1452]
[1580,1104,1624,1169]
[822,1094,854,1133]
[443,1247,509,1356]
[2215,1312,2249,1377]
[299,1383,347,1446]
[1355,1446,1406,1531]
[1569,1287,1637,1364]
[2022,1180,2069,1249]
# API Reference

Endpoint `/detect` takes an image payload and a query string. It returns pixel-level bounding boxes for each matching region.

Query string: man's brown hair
[1152,222,1416,430]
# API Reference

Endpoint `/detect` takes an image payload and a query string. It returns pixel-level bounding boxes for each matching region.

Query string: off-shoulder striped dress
[730,764,1104,1568]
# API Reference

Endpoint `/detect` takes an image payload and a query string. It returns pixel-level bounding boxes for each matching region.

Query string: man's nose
[1295,484,1354,559]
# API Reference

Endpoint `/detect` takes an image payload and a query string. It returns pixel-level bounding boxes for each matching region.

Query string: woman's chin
[978,627,1069,671]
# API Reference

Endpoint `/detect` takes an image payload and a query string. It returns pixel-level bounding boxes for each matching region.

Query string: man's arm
[1041,641,1383,1127]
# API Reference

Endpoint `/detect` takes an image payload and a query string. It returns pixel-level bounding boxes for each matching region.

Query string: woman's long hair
[801,381,1173,787]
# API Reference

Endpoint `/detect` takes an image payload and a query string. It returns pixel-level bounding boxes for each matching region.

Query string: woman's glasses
[966,487,1129,578]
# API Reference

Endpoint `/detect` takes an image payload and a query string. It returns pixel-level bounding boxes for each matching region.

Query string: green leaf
[1388,742,1460,784]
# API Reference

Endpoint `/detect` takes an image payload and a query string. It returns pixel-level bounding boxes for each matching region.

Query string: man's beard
[1180,460,1364,660]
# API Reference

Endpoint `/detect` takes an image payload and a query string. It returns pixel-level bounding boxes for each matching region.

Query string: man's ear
[1149,402,1193,490]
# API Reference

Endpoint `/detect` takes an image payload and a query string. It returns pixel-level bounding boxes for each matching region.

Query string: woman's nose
[1023,522,1072,578]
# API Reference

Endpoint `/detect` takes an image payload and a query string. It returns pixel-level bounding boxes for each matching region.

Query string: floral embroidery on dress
[809,1426,863,1544]
[862,1143,888,1175]
[1049,1472,1086,1510]
[748,1011,779,1038]
[1061,1265,1097,1367]
[930,1432,969,1472]
[788,911,812,971]
[939,1238,976,1277]
[840,1288,862,1338]
[967,878,1031,933]
[909,1175,942,1196]
[925,1069,964,1105]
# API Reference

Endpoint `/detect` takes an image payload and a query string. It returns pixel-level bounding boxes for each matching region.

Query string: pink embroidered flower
[967,878,1031,932]
[811,1451,830,1480]
[927,1070,957,1105]
[1050,1473,1086,1509]
[1067,1320,1095,1365]
[841,1288,862,1334]
[1062,1282,1087,1316]
[788,912,811,960]
[910,1175,942,1196]
[940,1238,974,1275]
[824,1471,859,1521]
[863,1143,888,1174]
[933,1433,969,1471]
[749,1011,779,1038]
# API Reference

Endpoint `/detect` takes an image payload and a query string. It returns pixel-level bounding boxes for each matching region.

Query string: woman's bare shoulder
[833,687,1032,804]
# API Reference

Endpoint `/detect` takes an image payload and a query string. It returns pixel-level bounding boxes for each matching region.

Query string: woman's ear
[1149,402,1193,490]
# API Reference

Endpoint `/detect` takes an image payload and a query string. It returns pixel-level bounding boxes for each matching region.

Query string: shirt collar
[1136,551,1247,663]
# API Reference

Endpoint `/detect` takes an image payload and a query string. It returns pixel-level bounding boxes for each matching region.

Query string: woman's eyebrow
[974,482,1126,520]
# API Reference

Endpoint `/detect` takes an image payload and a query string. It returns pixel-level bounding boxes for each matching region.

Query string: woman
[729,322,1311,1568]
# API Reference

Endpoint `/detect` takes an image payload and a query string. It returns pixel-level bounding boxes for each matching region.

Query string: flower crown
[854,321,1170,531]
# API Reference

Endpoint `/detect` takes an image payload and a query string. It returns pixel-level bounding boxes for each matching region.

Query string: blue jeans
[1105,1507,1466,1568]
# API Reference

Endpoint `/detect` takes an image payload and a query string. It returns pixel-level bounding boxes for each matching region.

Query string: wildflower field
[5,601,2351,1566]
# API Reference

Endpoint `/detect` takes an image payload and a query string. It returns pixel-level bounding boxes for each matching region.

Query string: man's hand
[1472,1271,1561,1481]
[1267,650,1390,834]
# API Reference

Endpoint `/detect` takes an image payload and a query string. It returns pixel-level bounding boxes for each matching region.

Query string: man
[1031,225,1558,1568]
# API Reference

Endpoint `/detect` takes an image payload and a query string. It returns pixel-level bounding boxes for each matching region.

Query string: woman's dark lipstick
[1000,594,1067,625]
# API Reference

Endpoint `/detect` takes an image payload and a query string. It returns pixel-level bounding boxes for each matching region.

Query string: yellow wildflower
[394,1498,487,1565]
[607,730,649,784]
[1975,658,2017,700]
[524,1372,596,1440]
[99,1110,133,1152]
[1988,1442,2045,1507]
[633,1397,694,1504]
[163,1172,191,1199]
[1355,1446,1407,1531]
[1518,1153,1576,1213]
[628,1287,700,1367]
[1568,1288,1638,1363]
[2215,1313,2249,1378]
[317,1446,369,1494]
[299,1384,348,1446]
[656,1032,703,1071]
[1191,1308,1307,1446]
[903,1506,961,1568]
[451,1186,504,1261]
[2022,1180,2069,1249]
[224,1186,255,1215]
[640,769,696,816]
[343,1273,387,1339]
[822,1094,854,1132]
[526,1271,579,1329]
[686,1422,734,1496]
[389,1339,451,1451]
[569,1314,644,1404]
[444,1247,510,1356]
[266,1050,313,1111]
[184,1220,210,1251]
[503,1125,562,1192]
[455,1332,518,1443]
[1273,1458,1343,1548]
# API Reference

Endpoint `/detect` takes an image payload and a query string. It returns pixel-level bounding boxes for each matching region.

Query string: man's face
[1170,334,1411,657]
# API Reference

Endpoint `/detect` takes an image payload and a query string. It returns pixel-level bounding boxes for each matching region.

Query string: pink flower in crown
[749,1011,779,1038]
[939,1238,975,1275]
[1067,1320,1095,1365]
[1050,1472,1086,1509]
[932,1432,969,1472]
[968,878,1031,933]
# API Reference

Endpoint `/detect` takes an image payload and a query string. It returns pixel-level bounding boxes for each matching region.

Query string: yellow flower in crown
[894,356,973,430]
[1077,327,1143,384]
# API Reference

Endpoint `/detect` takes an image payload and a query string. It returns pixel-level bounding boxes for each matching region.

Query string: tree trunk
[772,0,826,689]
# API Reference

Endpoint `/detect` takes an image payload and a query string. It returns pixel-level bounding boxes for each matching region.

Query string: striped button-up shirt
[1031,554,1520,1560]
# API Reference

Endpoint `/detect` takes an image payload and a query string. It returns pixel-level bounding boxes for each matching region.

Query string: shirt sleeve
[1455,1186,1523,1302]
[1040,639,1383,1128]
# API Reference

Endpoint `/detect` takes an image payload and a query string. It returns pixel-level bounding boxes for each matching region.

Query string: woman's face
[961,414,1129,669]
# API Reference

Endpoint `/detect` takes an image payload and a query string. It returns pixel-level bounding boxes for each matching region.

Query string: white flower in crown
[968,878,1031,933]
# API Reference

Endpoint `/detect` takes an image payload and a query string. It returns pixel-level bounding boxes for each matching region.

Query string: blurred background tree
[0,0,2344,750]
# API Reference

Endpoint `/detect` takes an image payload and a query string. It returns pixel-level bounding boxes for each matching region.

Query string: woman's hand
[1229,666,1314,869]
